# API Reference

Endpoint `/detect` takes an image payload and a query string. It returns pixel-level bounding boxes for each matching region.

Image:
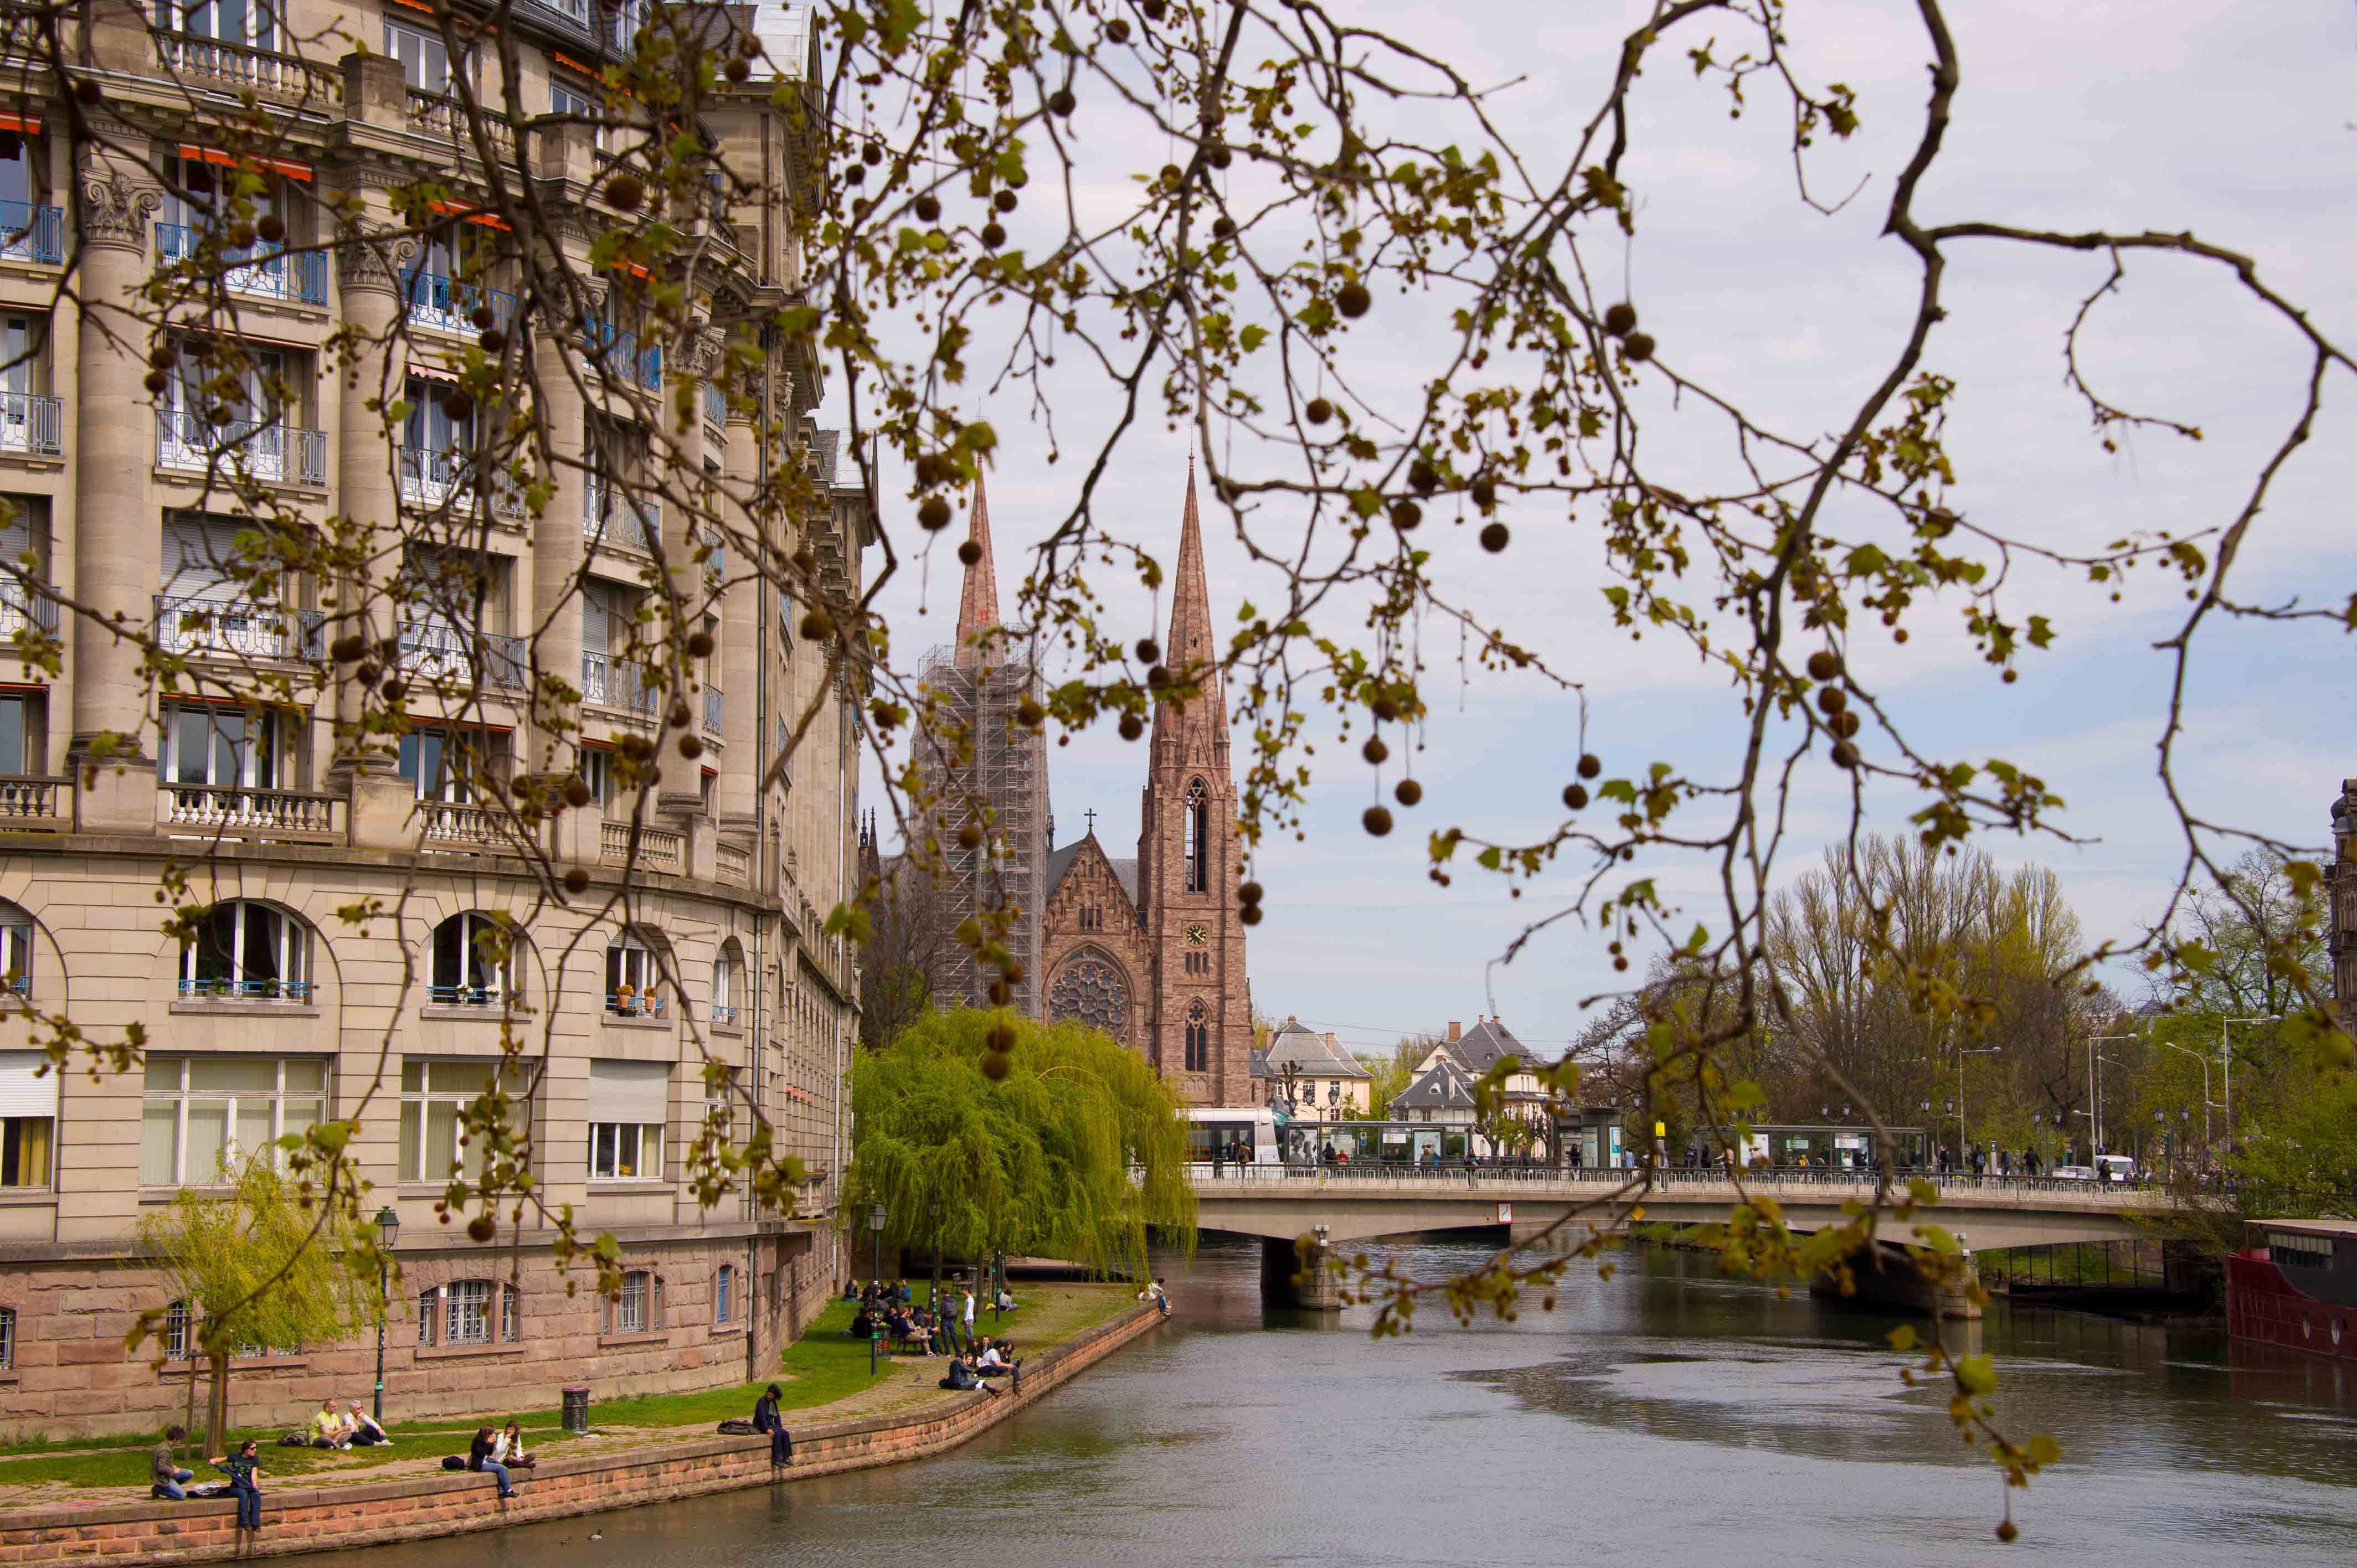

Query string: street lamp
[2086,1033,2141,1158]
[867,1203,887,1377]
[372,1205,399,1423]
[2160,1039,2219,1150]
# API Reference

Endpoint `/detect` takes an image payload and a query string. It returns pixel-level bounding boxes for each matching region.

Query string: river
[354,1237,2357,1567]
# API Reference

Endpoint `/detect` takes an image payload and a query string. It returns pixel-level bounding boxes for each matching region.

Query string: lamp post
[372,1205,399,1423]
[2086,1034,2139,1158]
[2220,1014,2279,1143]
[867,1203,887,1377]
[2160,1039,2217,1151]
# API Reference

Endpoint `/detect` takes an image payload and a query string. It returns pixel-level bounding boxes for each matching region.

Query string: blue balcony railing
[711,1002,738,1025]
[177,977,315,1002]
[0,202,61,266]
[403,271,519,336]
[583,319,662,389]
[701,379,727,429]
[155,223,327,305]
[428,984,508,1006]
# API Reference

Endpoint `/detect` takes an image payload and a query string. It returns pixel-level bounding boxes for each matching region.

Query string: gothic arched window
[1048,952,1129,1039]
[1183,778,1208,893]
[1185,1000,1209,1073]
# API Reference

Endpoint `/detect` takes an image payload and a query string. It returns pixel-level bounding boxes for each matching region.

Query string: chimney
[1324,1033,1339,1052]
[1447,1021,1461,1042]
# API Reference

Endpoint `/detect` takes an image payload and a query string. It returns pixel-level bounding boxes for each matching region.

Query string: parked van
[2094,1154,2138,1185]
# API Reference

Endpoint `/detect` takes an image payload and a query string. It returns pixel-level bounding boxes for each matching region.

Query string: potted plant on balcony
[614,981,639,1017]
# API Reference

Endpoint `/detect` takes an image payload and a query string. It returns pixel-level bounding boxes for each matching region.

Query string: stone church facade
[959,467,1252,1106]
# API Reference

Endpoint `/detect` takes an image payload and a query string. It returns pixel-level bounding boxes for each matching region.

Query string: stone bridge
[1187,1168,2176,1316]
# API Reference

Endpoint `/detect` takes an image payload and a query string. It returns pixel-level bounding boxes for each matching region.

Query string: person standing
[210,1439,263,1531]
[961,1283,976,1353]
[150,1425,193,1500]
[753,1383,794,1468]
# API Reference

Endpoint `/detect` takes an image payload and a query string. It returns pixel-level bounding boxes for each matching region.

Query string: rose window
[1049,956,1128,1038]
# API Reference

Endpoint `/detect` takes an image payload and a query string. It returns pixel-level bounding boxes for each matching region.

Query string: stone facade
[1037,468,1253,1105]
[0,2,866,1437]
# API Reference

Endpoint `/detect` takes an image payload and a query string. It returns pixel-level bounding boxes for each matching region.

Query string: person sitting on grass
[492,1420,534,1471]
[850,1304,876,1341]
[994,1286,1017,1313]
[150,1424,194,1500]
[345,1402,392,1447]
[308,1397,352,1450]
[210,1439,263,1531]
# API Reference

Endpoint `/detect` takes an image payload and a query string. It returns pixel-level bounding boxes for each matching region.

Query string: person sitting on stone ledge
[151,1424,194,1500]
[469,1425,520,1499]
[492,1420,534,1471]
[939,1353,999,1394]
[977,1340,1015,1376]
[346,1401,392,1447]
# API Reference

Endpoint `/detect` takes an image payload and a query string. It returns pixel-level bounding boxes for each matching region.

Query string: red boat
[2226,1218,2357,1360]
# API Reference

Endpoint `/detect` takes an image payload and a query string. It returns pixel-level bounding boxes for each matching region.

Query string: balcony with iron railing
[155,595,323,662]
[701,379,728,431]
[403,271,519,337]
[0,586,59,642]
[155,223,328,306]
[0,202,61,266]
[0,391,62,458]
[702,686,723,737]
[583,476,660,553]
[582,319,663,390]
[399,620,528,691]
[396,444,526,519]
[175,977,316,1002]
[151,31,340,102]
[156,409,328,488]
[158,782,341,842]
[581,648,658,714]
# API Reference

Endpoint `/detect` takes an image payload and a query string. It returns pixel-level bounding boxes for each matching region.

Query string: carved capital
[78,173,161,252]
[336,225,419,296]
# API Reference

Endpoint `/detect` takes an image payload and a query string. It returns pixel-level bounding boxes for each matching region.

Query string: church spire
[1152,459,1228,751]
[954,470,1001,667]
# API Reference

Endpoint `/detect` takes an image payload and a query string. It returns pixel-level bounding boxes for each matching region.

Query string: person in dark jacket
[467,1425,518,1499]
[210,1439,263,1530]
[752,1383,792,1468]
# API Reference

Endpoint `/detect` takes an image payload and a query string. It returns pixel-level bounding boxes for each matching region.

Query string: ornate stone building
[0,1,863,1437]
[1033,468,1253,1105]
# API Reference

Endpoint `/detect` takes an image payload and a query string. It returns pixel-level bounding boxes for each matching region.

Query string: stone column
[335,216,418,850]
[532,304,589,781]
[717,400,763,832]
[68,155,161,834]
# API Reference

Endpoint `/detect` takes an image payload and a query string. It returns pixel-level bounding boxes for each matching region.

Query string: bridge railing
[1172,1160,2162,1202]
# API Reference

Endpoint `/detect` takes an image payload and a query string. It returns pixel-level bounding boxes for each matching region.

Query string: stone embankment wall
[0,1303,1165,1566]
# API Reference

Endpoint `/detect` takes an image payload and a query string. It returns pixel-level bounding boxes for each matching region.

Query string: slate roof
[1448,1017,1545,1073]
[1391,1059,1478,1112]
[1044,834,1140,908]
[1263,1019,1370,1079]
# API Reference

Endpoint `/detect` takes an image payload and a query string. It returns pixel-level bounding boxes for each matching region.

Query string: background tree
[129,1158,379,1448]
[843,1009,1196,1283]
[858,858,971,1051]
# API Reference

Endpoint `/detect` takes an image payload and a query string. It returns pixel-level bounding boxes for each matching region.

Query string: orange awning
[430,199,511,230]
[0,114,41,136]
[178,145,312,182]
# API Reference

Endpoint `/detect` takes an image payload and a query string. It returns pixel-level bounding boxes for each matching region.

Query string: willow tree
[845,1010,1195,1283]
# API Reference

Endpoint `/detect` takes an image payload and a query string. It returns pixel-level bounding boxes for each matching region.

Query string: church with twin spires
[945,463,1253,1107]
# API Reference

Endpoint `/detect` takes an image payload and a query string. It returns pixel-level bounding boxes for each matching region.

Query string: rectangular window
[578,746,611,807]
[416,1280,521,1347]
[0,1051,54,1188]
[445,1278,493,1345]
[716,1263,733,1325]
[605,938,662,1015]
[385,20,459,93]
[397,1058,531,1183]
[397,725,508,803]
[548,81,610,152]
[140,1055,326,1187]
[605,1268,662,1334]
[588,1059,668,1180]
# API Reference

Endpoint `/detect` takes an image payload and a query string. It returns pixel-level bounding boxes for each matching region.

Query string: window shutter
[582,581,609,653]
[586,1059,668,1123]
[0,1052,54,1117]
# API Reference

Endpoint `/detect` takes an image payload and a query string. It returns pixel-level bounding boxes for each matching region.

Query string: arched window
[0,901,32,998]
[1049,951,1129,1039]
[178,900,310,1001]
[1184,1001,1209,1074]
[430,912,513,1005]
[716,1262,735,1325]
[1183,778,1208,894]
[712,940,743,1027]
[603,1269,662,1335]
[606,929,665,1017]
[416,1280,521,1347]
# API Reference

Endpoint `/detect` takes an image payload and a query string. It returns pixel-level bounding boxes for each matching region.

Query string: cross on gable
[1083,807,1097,833]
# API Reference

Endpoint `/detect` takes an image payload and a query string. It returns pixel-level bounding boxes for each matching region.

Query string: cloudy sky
[837,1,2357,1061]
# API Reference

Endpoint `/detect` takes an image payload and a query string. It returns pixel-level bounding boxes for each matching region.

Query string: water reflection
[353,1235,2357,1568]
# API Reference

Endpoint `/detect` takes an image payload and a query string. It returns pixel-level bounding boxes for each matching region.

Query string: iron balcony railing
[395,444,526,518]
[155,409,327,487]
[398,620,527,690]
[581,648,658,713]
[702,380,727,429]
[583,476,660,551]
[176,976,315,1002]
[711,1002,738,1025]
[0,586,58,641]
[155,223,328,305]
[151,31,339,101]
[155,594,323,661]
[582,319,662,389]
[702,685,723,736]
[428,983,510,1006]
[403,271,519,337]
[0,202,62,266]
[0,393,60,457]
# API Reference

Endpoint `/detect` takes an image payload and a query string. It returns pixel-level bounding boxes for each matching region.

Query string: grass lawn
[0,1281,1143,1492]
